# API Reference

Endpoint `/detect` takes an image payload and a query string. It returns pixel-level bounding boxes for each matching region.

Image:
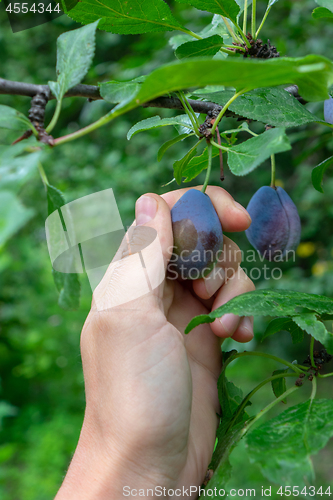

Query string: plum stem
[202,142,213,193]
[222,350,305,374]
[240,385,300,438]
[226,372,298,435]
[177,91,200,135]
[270,154,276,188]
[210,140,229,152]
[37,162,49,187]
[251,0,257,39]
[46,99,62,133]
[256,5,272,39]
[211,90,246,136]
[222,17,243,44]
[243,0,248,34]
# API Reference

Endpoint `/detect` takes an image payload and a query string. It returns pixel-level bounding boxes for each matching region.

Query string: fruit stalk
[201,142,213,194]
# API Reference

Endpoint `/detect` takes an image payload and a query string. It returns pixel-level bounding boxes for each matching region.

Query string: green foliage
[180,145,219,182]
[48,20,99,103]
[195,88,319,128]
[0,144,41,192]
[315,0,333,13]
[115,56,333,116]
[0,191,34,246]
[99,76,145,104]
[227,127,291,175]
[173,140,202,183]
[0,105,35,132]
[263,317,305,344]
[186,290,333,353]
[46,184,81,310]
[157,133,190,161]
[187,289,333,327]
[175,34,224,59]
[61,0,185,34]
[1,0,333,496]
[46,184,65,215]
[271,369,288,400]
[292,313,333,353]
[311,156,333,192]
[246,399,333,485]
[209,352,250,483]
[175,0,241,23]
[312,7,333,19]
[127,114,194,139]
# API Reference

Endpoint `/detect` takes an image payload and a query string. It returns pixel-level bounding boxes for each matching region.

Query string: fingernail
[233,201,252,222]
[204,267,225,297]
[135,195,157,226]
[219,313,240,335]
[241,316,254,338]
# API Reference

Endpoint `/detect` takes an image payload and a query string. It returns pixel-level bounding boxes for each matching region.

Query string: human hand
[55,186,255,500]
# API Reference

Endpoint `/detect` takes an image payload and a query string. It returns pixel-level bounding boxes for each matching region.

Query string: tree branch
[0,77,225,113]
[0,78,305,118]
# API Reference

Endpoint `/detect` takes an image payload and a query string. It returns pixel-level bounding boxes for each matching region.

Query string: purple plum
[169,189,223,280]
[324,95,333,124]
[245,186,301,261]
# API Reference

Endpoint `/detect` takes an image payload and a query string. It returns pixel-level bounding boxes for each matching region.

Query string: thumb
[92,194,173,312]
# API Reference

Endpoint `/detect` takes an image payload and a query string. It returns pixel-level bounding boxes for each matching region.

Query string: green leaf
[268,0,279,7]
[111,56,333,126]
[169,33,193,50]
[315,0,333,13]
[173,144,199,184]
[0,148,41,193]
[182,145,220,182]
[99,76,145,104]
[219,377,244,421]
[127,115,194,140]
[311,156,333,193]
[48,20,99,102]
[312,6,333,18]
[197,13,232,45]
[0,105,35,131]
[209,357,249,483]
[246,399,333,486]
[175,35,224,59]
[185,289,333,333]
[271,369,288,401]
[0,190,34,246]
[227,127,291,176]
[235,0,252,14]
[194,88,319,127]
[52,269,81,311]
[292,313,333,354]
[157,133,190,161]
[263,317,304,344]
[61,0,184,35]
[46,184,65,216]
[174,0,240,24]
[46,185,81,311]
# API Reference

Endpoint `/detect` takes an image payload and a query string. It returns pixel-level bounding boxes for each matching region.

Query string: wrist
[55,420,176,500]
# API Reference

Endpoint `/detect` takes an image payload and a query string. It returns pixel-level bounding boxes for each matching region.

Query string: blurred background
[0,1,332,498]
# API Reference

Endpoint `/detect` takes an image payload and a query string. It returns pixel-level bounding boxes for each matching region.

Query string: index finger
[161,185,251,233]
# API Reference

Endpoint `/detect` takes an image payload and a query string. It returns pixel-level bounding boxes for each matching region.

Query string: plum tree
[169,189,223,279]
[245,186,301,261]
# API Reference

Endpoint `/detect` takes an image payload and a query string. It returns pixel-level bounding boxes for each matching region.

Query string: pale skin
[55,186,255,500]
